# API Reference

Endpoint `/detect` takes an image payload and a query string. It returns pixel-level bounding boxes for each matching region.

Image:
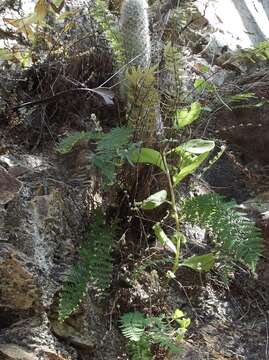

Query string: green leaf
[131,148,165,171]
[56,131,102,154]
[172,309,184,321]
[174,102,202,129]
[182,253,216,272]
[194,79,215,92]
[136,190,167,210]
[229,92,257,102]
[153,223,176,254]
[179,139,215,154]
[173,151,210,185]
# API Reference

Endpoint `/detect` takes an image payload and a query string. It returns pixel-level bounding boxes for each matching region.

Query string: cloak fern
[182,193,262,272]
[58,210,115,322]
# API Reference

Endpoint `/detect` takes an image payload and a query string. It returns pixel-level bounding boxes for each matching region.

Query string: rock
[0,244,39,310]
[195,0,269,51]
[170,341,204,359]
[0,343,37,360]
[0,318,76,360]
[8,165,30,178]
[51,321,95,349]
[0,165,22,205]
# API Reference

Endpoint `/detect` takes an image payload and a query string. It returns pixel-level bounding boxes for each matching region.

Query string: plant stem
[162,152,181,273]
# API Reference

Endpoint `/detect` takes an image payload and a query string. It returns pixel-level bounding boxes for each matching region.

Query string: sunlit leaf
[182,253,216,272]
[131,148,165,171]
[173,151,210,185]
[153,223,176,254]
[136,190,167,210]
[179,139,215,154]
[174,102,202,129]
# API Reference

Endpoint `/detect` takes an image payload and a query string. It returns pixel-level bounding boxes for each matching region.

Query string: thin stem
[162,152,181,273]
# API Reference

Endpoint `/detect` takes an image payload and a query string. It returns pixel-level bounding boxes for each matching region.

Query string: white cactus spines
[120,0,151,68]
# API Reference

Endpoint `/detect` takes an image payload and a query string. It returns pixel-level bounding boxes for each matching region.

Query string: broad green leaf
[174,102,202,129]
[153,223,176,254]
[136,190,167,210]
[182,253,216,272]
[131,148,165,171]
[173,151,210,185]
[179,139,215,154]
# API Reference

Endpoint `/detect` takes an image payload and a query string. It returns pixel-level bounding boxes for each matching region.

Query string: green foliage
[153,223,177,254]
[182,253,216,272]
[172,139,215,185]
[135,190,168,210]
[92,0,124,64]
[125,66,160,143]
[119,310,190,358]
[56,131,102,154]
[58,210,115,322]
[90,127,134,185]
[173,101,202,129]
[1,0,70,65]
[130,147,165,171]
[56,127,135,185]
[236,41,269,63]
[194,78,215,92]
[182,193,263,272]
[132,136,216,273]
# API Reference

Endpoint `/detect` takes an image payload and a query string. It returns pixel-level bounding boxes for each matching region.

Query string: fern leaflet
[119,311,187,358]
[182,193,263,272]
[58,210,115,321]
[56,131,102,154]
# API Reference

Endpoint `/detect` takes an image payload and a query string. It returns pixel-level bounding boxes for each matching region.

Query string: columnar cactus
[120,0,151,67]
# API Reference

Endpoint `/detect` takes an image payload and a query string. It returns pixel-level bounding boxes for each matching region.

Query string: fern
[58,210,115,322]
[128,338,152,360]
[56,131,102,154]
[119,311,187,358]
[182,193,263,272]
[56,127,134,185]
[81,210,115,294]
[120,312,147,341]
[90,127,135,184]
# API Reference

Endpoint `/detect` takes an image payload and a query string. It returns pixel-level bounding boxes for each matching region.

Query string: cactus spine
[120,0,151,67]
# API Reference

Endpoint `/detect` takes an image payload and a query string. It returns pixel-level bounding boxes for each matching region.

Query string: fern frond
[81,210,116,293]
[95,127,133,153]
[182,193,263,272]
[128,338,152,360]
[58,210,115,321]
[119,312,147,341]
[90,127,134,184]
[120,311,184,356]
[58,264,88,322]
[56,131,102,154]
